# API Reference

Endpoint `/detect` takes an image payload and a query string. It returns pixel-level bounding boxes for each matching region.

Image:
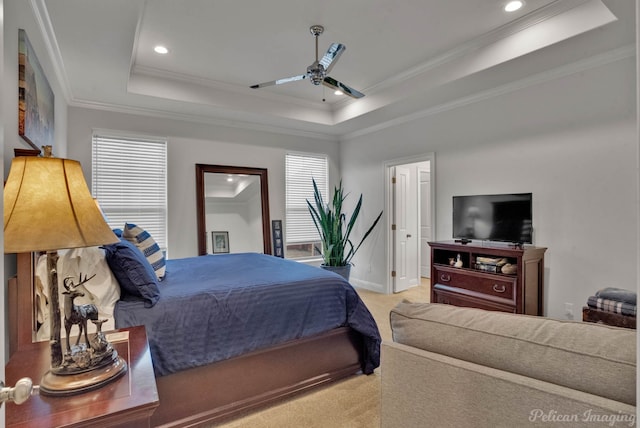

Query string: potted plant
[307,178,383,280]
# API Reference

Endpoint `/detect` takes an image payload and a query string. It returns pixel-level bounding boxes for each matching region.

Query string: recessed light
[154,45,169,55]
[334,90,343,96]
[504,1,524,12]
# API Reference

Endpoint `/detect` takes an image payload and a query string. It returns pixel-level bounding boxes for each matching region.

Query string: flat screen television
[452,193,533,244]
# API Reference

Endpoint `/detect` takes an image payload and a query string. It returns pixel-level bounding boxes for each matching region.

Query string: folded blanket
[587,296,636,317]
[595,287,636,305]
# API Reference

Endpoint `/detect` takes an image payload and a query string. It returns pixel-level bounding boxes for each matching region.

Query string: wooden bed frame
[8,252,366,427]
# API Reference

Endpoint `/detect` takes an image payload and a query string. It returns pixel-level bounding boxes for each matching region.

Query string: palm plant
[307,178,383,267]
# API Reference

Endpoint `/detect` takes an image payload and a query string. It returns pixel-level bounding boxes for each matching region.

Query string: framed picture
[18,29,54,151]
[211,231,230,254]
[271,220,284,258]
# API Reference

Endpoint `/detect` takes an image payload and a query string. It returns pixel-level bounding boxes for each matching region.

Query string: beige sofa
[381,302,636,428]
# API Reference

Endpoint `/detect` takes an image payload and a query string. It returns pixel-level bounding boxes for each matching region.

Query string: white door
[393,166,412,292]
[420,167,432,277]
[386,154,435,295]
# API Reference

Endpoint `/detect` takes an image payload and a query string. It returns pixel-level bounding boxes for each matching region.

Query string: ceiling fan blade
[323,76,365,99]
[319,43,345,74]
[250,74,306,89]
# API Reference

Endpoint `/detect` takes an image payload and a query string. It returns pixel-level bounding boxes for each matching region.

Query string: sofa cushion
[390,302,636,405]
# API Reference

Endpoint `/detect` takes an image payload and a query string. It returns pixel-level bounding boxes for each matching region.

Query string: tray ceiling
[40,0,632,139]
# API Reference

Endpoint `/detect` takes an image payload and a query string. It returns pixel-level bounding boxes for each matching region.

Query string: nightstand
[6,325,159,427]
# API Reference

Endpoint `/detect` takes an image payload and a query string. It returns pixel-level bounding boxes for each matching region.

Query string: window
[92,133,168,252]
[285,153,328,260]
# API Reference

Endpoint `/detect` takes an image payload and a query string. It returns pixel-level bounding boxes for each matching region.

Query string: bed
[9,247,381,427]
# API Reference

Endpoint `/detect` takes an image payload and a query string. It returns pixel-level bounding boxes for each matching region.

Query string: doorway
[385,154,435,293]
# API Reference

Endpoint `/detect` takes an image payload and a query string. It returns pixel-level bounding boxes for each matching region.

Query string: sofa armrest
[381,341,636,428]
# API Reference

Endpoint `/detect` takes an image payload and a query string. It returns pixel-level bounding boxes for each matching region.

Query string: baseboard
[350,278,386,294]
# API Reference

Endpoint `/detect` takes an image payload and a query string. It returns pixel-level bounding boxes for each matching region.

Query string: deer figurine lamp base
[39,250,127,396]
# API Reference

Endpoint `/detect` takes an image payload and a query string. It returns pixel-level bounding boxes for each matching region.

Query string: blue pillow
[103,239,160,308]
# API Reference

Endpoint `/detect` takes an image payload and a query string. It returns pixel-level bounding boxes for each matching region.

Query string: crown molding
[67,98,339,142]
[31,0,73,103]
[342,43,635,141]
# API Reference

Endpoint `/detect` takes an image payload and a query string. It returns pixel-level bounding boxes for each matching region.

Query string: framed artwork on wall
[272,220,284,258]
[211,231,230,254]
[18,29,54,151]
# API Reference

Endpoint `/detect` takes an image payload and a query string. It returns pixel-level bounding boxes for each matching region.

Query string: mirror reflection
[196,165,271,256]
[204,174,262,254]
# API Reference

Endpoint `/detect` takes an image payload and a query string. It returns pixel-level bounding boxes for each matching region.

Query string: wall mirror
[196,164,271,256]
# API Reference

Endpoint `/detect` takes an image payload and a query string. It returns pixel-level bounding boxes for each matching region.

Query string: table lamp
[4,156,125,396]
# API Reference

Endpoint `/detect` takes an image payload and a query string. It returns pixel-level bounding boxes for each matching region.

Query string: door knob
[407,234,412,238]
[0,377,34,406]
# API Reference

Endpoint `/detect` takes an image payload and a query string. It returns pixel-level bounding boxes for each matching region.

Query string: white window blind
[92,134,168,251]
[285,153,328,244]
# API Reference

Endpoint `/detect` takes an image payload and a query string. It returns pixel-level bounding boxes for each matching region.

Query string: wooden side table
[6,325,159,428]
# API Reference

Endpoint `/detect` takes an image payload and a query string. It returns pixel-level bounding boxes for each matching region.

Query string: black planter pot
[320,264,351,281]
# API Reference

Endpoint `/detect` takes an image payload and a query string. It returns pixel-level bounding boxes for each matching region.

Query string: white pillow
[35,247,121,341]
[34,254,50,339]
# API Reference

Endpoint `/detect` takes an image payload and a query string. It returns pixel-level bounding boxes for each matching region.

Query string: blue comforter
[114,253,381,376]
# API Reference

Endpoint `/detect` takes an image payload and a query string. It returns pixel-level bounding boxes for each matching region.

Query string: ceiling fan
[250,25,365,99]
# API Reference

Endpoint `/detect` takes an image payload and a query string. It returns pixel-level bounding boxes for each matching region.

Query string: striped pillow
[123,223,166,280]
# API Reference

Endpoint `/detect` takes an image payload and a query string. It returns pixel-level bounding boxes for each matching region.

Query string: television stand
[429,241,546,315]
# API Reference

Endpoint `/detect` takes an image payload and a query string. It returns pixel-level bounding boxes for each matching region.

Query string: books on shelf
[475,256,509,273]
[475,256,508,266]
[474,263,502,273]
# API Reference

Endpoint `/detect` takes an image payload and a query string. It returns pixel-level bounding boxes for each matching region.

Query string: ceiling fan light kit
[250,25,364,99]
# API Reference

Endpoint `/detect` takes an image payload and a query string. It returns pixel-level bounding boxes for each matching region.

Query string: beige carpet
[217,372,381,428]
[357,281,430,343]
[213,280,430,428]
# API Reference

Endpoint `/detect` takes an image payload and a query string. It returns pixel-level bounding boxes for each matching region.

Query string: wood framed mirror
[196,164,272,256]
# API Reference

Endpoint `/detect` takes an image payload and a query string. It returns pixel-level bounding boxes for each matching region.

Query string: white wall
[67,107,341,259]
[341,56,638,319]
[3,0,69,366]
[3,0,68,167]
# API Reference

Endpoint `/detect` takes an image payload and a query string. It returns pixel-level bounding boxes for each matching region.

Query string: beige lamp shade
[4,157,119,253]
